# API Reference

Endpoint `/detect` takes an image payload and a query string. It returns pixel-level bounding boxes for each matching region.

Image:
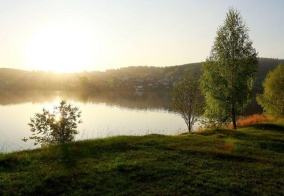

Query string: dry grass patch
[228,114,270,129]
[235,114,270,128]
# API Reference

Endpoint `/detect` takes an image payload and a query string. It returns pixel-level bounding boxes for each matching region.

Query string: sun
[26,27,95,73]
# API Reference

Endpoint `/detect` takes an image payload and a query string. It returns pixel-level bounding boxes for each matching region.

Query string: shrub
[24,100,82,146]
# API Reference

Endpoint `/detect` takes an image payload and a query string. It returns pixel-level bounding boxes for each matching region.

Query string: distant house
[135,85,144,91]
[122,76,129,81]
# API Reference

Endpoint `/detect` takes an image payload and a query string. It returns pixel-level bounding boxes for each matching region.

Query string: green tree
[25,100,82,146]
[200,8,258,129]
[257,64,284,118]
[171,72,204,132]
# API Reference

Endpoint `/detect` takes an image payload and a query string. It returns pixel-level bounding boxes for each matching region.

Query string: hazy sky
[0,0,283,72]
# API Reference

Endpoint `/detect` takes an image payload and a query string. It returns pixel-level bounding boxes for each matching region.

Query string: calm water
[0,91,189,153]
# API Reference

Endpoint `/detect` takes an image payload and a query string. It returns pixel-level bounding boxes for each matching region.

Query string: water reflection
[0,90,171,111]
[0,90,262,114]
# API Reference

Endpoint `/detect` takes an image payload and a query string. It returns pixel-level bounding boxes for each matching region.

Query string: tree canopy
[200,8,258,129]
[257,64,284,118]
[171,72,204,132]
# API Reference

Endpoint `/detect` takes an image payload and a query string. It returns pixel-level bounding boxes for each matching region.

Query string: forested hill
[0,58,283,92]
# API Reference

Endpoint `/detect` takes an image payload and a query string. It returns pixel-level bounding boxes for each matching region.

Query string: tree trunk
[231,106,237,129]
[187,121,191,132]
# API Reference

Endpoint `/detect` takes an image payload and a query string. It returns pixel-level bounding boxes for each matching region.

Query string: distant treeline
[0,58,283,93]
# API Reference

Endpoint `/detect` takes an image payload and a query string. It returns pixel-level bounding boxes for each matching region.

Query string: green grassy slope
[0,122,284,195]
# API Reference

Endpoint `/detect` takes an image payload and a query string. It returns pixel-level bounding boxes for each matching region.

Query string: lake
[0,90,263,153]
[0,91,189,153]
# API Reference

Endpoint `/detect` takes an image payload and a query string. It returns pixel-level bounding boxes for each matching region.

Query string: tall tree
[171,72,204,132]
[200,8,258,129]
[257,64,284,118]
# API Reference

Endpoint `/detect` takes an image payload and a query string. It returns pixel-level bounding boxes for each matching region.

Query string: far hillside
[0,58,283,92]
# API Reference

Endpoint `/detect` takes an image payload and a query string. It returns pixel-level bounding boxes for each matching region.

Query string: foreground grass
[0,122,284,195]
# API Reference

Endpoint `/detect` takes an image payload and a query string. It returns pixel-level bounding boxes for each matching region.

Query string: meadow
[0,120,283,195]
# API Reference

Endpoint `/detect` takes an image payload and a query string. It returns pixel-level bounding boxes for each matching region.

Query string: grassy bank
[0,122,284,195]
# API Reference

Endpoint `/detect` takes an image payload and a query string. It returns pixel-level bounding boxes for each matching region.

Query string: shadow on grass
[58,144,78,168]
[248,123,284,132]
[178,148,258,163]
[199,128,234,136]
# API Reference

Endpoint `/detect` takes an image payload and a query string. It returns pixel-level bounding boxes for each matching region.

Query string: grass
[0,122,284,195]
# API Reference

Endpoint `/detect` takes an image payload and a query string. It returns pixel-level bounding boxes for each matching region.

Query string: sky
[0,0,283,72]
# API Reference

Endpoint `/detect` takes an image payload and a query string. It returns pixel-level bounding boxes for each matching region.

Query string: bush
[24,100,82,146]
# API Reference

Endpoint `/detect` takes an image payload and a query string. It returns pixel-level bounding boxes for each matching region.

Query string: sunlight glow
[43,100,60,112]
[42,100,62,122]
[55,113,61,122]
[26,27,95,73]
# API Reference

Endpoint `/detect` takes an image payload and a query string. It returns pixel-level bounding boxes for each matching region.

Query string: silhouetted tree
[25,100,82,146]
